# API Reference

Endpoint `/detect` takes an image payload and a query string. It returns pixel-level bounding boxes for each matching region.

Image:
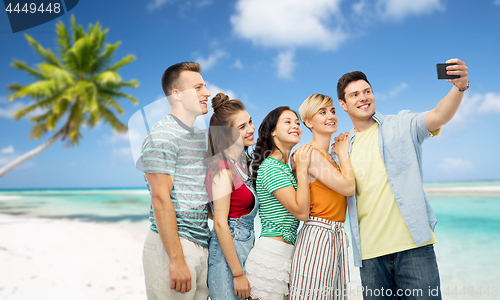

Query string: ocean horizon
[1,179,500,192]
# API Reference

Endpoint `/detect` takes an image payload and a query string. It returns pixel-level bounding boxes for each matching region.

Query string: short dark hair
[337,71,371,102]
[161,62,202,96]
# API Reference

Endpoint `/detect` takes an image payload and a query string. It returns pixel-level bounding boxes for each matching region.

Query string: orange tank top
[309,147,347,222]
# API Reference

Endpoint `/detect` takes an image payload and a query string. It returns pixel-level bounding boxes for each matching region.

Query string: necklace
[226,155,249,182]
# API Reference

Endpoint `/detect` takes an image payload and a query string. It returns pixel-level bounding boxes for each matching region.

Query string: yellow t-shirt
[350,122,436,260]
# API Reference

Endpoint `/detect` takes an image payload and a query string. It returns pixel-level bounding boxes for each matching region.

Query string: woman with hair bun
[244,106,313,300]
[206,93,258,300]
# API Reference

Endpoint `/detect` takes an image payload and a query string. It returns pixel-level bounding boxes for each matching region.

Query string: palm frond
[98,95,125,115]
[37,63,75,87]
[105,54,135,72]
[11,60,48,80]
[11,95,58,119]
[97,104,127,133]
[99,88,138,105]
[28,109,52,123]
[6,82,23,93]
[91,41,120,74]
[52,98,71,116]
[70,15,85,42]
[56,20,72,54]
[30,123,49,139]
[92,70,122,86]
[10,80,57,101]
[24,34,62,68]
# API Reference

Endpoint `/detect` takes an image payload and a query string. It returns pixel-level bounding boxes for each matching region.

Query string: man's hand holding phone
[436,59,469,91]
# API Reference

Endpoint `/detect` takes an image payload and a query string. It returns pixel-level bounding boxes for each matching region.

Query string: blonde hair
[298,94,333,130]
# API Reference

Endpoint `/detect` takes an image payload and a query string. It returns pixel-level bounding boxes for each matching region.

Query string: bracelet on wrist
[454,80,470,92]
[232,272,245,278]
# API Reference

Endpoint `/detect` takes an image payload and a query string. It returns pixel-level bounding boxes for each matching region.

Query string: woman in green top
[244,106,312,300]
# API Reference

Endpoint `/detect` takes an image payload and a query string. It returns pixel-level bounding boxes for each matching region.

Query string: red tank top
[206,159,254,218]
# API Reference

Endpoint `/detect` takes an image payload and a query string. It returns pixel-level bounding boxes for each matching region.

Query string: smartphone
[436,63,460,79]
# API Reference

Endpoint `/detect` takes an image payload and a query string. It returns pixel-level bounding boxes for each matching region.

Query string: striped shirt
[140,114,210,248]
[256,157,300,244]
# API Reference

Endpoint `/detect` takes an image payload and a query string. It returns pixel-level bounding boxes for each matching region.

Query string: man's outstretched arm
[426,58,469,132]
[145,173,192,294]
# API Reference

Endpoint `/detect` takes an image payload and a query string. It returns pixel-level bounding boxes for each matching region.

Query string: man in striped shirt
[140,62,211,300]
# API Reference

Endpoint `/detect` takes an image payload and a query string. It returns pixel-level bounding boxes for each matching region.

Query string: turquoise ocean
[1,181,499,299]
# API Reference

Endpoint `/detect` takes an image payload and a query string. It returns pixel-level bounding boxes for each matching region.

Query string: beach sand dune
[0,214,147,300]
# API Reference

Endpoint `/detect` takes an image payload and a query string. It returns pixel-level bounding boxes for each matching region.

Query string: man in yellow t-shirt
[335,59,470,300]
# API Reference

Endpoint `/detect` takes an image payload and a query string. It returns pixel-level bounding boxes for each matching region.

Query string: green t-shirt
[256,157,299,244]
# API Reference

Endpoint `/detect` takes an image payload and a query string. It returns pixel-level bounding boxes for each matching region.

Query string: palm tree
[0,16,138,178]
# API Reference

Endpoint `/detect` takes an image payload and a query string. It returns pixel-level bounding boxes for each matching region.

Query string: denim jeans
[359,245,441,300]
[207,182,259,300]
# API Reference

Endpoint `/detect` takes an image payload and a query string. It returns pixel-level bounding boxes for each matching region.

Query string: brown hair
[161,62,202,96]
[206,93,251,178]
[337,71,371,102]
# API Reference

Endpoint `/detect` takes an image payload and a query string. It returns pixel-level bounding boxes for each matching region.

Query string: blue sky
[1,0,500,189]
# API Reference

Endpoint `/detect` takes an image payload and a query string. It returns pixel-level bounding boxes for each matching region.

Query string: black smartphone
[436,63,460,79]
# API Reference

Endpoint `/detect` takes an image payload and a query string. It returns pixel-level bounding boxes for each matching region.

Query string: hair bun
[211,93,230,112]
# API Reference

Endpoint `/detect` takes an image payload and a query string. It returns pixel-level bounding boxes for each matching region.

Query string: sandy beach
[0,213,148,300]
[0,211,364,300]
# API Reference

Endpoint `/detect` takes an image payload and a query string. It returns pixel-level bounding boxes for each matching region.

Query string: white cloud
[206,82,236,100]
[231,0,346,51]
[147,0,171,11]
[100,133,130,144]
[376,82,409,100]
[196,0,212,7]
[1,145,14,154]
[150,0,214,16]
[494,0,500,7]
[0,148,35,169]
[274,50,296,79]
[232,59,244,70]
[353,0,369,15]
[0,100,46,119]
[0,101,25,118]
[199,82,238,128]
[375,0,444,21]
[388,82,409,97]
[477,92,500,114]
[437,157,474,174]
[447,92,500,130]
[196,50,227,71]
[112,147,133,160]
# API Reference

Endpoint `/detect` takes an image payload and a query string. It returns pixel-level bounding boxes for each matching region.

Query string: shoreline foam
[424,186,500,195]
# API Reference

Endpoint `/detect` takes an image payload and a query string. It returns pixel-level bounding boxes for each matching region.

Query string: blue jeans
[207,181,259,300]
[359,245,441,300]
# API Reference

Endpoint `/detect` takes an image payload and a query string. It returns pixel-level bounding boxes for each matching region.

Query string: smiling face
[231,109,255,147]
[176,71,211,116]
[272,110,302,149]
[305,104,338,134]
[339,79,375,123]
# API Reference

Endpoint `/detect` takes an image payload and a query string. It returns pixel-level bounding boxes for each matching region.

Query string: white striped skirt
[290,216,349,300]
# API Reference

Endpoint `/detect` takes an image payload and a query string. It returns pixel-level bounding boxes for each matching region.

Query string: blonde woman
[290,94,355,300]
